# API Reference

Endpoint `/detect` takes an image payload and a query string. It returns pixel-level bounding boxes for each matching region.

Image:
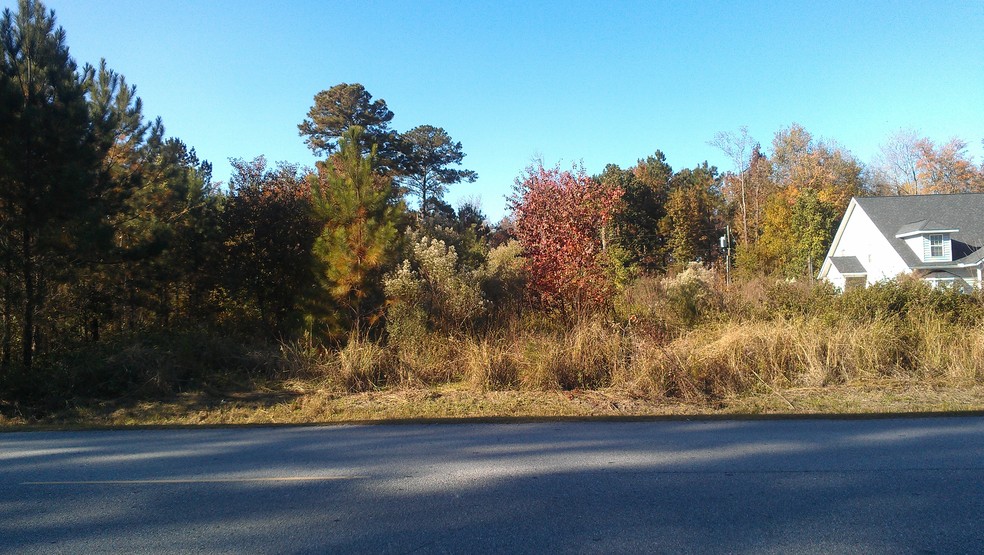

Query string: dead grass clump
[623,322,800,401]
[391,334,462,386]
[906,318,984,385]
[517,318,627,391]
[279,337,393,393]
[278,340,333,381]
[624,318,915,402]
[966,327,984,383]
[462,337,519,391]
[792,318,905,386]
[334,337,392,392]
[620,335,696,399]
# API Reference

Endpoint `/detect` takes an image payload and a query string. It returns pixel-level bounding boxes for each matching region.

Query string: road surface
[2,417,983,553]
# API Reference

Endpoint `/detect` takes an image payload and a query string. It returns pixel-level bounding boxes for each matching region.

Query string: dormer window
[923,233,951,262]
[929,234,944,258]
[895,220,958,263]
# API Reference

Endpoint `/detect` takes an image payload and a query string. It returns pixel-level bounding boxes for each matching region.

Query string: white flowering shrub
[662,263,721,327]
[384,236,488,339]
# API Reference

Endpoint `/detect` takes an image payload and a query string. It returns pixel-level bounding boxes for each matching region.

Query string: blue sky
[13,0,984,220]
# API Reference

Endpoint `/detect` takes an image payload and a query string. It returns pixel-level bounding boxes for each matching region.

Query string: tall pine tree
[0,0,100,368]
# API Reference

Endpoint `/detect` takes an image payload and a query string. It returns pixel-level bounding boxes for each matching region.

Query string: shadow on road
[1,418,982,552]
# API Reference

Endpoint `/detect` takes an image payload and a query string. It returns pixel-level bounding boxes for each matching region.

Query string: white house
[818,193,984,290]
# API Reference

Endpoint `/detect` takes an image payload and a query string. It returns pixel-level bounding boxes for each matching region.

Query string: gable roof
[829,256,866,275]
[855,193,984,268]
[830,256,868,275]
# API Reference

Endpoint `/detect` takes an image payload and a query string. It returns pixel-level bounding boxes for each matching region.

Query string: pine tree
[659,163,725,268]
[0,0,100,368]
[605,152,673,271]
[395,125,477,220]
[298,83,396,163]
[310,127,405,337]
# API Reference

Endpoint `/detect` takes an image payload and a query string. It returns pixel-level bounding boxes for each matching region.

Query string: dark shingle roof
[830,256,866,274]
[855,194,984,268]
[895,219,958,237]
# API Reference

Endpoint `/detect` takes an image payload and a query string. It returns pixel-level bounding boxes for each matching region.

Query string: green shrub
[478,239,528,323]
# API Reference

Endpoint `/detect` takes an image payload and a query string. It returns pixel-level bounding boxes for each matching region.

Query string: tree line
[2,0,983,380]
[0,0,481,371]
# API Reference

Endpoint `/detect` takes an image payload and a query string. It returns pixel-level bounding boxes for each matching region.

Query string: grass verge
[2,380,982,428]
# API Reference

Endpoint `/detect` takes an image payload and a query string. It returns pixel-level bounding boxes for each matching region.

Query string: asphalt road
[1,417,983,554]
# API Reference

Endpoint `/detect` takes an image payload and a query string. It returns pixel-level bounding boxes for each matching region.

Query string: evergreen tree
[395,125,477,219]
[659,163,725,267]
[298,83,397,163]
[70,59,152,342]
[309,127,405,337]
[0,0,100,368]
[139,138,218,325]
[605,151,673,271]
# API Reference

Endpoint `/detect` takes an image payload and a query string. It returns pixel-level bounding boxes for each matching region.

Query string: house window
[929,234,944,258]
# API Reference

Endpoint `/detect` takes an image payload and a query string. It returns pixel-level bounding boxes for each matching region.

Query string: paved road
[1,417,983,554]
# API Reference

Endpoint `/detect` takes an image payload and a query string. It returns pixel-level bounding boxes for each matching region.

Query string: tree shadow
[1,419,983,553]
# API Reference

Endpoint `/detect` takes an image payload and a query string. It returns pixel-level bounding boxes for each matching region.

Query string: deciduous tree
[509,161,622,315]
[223,156,321,336]
[710,126,754,245]
[915,138,984,194]
[790,188,837,278]
[870,129,924,195]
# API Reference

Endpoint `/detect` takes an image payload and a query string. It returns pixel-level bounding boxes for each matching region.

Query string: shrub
[509,161,623,314]
[479,239,528,323]
[1,331,282,409]
[662,264,722,328]
[384,236,487,340]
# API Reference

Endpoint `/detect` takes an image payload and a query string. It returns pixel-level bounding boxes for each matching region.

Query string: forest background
[2,0,984,423]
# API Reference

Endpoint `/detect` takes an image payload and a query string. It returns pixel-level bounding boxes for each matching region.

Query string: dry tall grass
[296,281,984,402]
[35,277,980,407]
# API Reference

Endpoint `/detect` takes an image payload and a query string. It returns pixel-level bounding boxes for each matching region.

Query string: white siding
[904,236,923,260]
[821,201,910,286]
[826,265,846,289]
[922,233,952,262]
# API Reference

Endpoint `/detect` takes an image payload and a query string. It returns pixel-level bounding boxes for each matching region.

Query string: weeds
[3,273,983,421]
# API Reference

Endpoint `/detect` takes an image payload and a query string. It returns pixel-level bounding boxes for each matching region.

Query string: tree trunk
[421,177,428,220]
[739,171,749,245]
[22,226,34,370]
[1,251,11,369]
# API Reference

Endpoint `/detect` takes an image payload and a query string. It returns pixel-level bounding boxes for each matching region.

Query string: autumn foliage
[510,162,623,313]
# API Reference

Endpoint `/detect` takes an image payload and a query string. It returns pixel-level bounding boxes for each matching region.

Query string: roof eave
[895,229,960,239]
[820,198,858,280]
